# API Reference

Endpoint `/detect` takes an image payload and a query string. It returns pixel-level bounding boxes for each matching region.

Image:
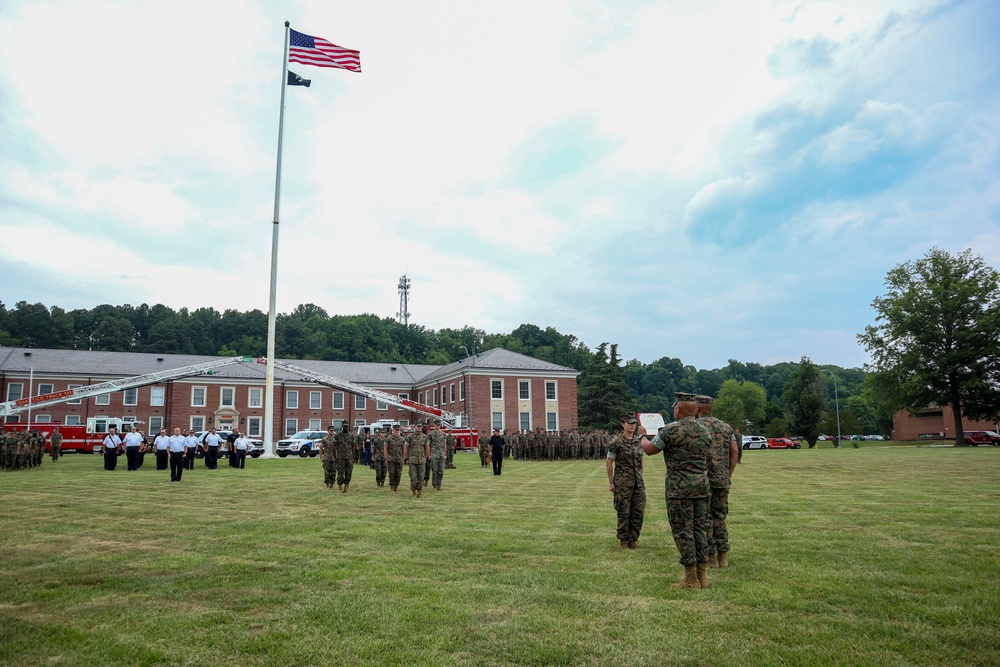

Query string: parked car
[276,430,327,457]
[742,435,769,450]
[766,437,801,449]
[963,430,1000,446]
[193,431,266,458]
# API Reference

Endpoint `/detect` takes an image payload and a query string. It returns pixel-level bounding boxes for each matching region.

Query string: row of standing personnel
[0,429,49,470]
[478,429,615,462]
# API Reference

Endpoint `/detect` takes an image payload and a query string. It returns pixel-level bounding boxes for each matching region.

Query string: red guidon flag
[289,29,361,72]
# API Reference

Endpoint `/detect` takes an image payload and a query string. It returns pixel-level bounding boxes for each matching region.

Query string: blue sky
[1,0,997,370]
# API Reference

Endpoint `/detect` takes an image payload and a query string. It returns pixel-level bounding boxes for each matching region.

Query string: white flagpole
[263,21,291,458]
[27,367,33,425]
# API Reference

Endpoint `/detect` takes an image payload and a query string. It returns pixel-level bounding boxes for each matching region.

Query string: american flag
[288,29,361,72]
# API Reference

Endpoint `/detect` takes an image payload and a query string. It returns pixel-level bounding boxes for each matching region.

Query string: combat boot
[417,488,423,498]
[411,489,416,497]
[708,553,719,568]
[343,483,349,493]
[620,540,629,549]
[628,541,637,550]
[696,562,710,589]
[717,552,729,568]
[672,566,701,589]
[338,483,343,492]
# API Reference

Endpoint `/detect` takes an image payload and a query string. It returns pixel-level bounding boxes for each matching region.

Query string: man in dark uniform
[102,426,122,471]
[642,393,712,589]
[490,428,505,476]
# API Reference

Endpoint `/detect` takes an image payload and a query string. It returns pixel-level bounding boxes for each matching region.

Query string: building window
[150,387,165,407]
[308,418,321,430]
[547,412,558,431]
[310,391,322,410]
[333,392,344,410]
[285,419,298,436]
[67,384,83,405]
[123,388,138,406]
[491,379,503,399]
[354,419,366,427]
[459,381,465,401]
[95,393,111,406]
[519,380,530,400]
[221,387,236,408]
[398,393,409,401]
[35,415,52,423]
[247,417,262,437]
[190,416,206,432]
[355,395,366,410]
[248,388,263,408]
[417,391,423,404]
[5,416,20,423]
[492,412,504,430]
[6,384,23,401]
[450,383,456,403]
[433,388,439,406]
[149,416,164,433]
[286,390,299,409]
[545,381,557,401]
[399,419,410,427]
[519,412,531,431]
[191,386,206,408]
[377,399,389,410]
[37,383,54,396]
[332,419,344,430]
[65,415,82,426]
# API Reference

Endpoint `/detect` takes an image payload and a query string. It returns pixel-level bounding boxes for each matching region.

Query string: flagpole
[263,21,291,458]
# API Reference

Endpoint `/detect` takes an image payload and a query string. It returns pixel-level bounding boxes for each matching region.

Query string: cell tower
[396,275,411,327]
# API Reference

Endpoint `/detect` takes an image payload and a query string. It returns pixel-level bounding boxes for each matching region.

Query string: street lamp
[822,369,842,447]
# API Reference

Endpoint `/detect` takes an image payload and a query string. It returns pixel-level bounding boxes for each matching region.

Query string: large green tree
[859,248,1000,446]
[712,379,767,434]
[577,342,638,430]
[783,356,828,447]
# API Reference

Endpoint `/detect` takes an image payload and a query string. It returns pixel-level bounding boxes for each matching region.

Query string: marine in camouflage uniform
[478,433,489,467]
[320,427,337,489]
[445,432,456,469]
[334,425,357,492]
[385,426,406,492]
[428,425,447,490]
[644,393,712,589]
[372,429,388,487]
[607,416,646,549]
[50,427,63,462]
[405,426,430,497]
[697,396,739,569]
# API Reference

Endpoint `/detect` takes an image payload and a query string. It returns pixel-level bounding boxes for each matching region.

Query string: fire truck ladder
[0,356,255,418]
[260,357,459,426]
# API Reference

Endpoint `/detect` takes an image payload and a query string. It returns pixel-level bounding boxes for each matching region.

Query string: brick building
[0,347,579,439]
[893,404,1000,441]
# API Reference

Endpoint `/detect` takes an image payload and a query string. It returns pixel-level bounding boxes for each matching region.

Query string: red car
[766,437,801,449]
[963,431,1000,446]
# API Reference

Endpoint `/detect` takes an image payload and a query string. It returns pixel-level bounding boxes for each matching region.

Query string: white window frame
[459,381,465,401]
[377,399,389,410]
[248,388,263,409]
[354,419,367,427]
[191,386,207,408]
[491,379,503,400]
[332,392,345,410]
[221,386,236,408]
[492,411,504,431]
[547,412,558,431]
[5,415,21,423]
[545,381,557,401]
[433,388,439,406]
[190,416,206,432]
[123,388,138,406]
[450,383,456,403]
[332,419,345,430]
[309,391,322,410]
[95,392,110,406]
[355,395,366,410]
[67,384,83,405]
[35,414,52,423]
[399,419,410,427]
[37,383,54,396]
[398,392,409,401]
[519,412,531,431]
[65,415,82,426]
[308,418,322,430]
[247,416,262,437]
[6,383,23,401]
[286,390,299,409]
[285,419,298,436]
[150,386,165,407]
[519,380,530,400]
[148,415,164,433]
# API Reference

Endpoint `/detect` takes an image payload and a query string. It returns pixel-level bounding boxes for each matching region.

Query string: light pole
[822,369,841,447]
[460,345,474,430]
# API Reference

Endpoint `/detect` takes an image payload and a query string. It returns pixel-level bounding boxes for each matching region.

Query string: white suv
[276,430,327,458]
[742,435,769,450]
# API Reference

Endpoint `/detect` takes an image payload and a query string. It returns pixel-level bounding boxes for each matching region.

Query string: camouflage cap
[674,392,698,404]
[695,394,714,404]
[621,414,638,423]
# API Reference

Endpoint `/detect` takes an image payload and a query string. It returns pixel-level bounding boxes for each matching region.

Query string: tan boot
[338,484,343,492]
[411,489,416,497]
[343,483,349,493]
[708,553,719,568]
[417,488,423,498]
[718,552,729,568]
[620,540,630,549]
[628,541,637,550]
[672,566,701,589]
[697,562,710,589]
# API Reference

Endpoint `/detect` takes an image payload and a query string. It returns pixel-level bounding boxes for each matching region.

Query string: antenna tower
[397,275,411,327]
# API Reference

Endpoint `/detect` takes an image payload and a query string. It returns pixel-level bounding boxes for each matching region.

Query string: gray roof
[0,346,574,386]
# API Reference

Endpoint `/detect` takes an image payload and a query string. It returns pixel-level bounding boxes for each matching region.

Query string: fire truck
[2,416,142,454]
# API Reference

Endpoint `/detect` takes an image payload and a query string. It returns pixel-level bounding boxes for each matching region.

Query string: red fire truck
[3,416,140,453]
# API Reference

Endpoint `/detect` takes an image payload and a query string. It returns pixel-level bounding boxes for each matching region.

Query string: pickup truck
[766,437,801,449]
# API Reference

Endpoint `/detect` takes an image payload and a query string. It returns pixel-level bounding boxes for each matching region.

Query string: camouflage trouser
[429,457,445,487]
[408,462,425,491]
[373,458,387,485]
[613,482,646,542]
[446,446,454,466]
[336,455,353,486]
[387,460,403,488]
[667,496,709,566]
[479,448,487,466]
[424,457,431,484]
[322,460,336,487]
[51,445,61,461]
[706,487,730,554]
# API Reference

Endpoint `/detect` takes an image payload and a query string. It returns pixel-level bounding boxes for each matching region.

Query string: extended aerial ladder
[259,357,461,426]
[0,356,255,418]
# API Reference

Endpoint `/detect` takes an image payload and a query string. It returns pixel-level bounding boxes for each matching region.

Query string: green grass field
[2,446,998,666]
